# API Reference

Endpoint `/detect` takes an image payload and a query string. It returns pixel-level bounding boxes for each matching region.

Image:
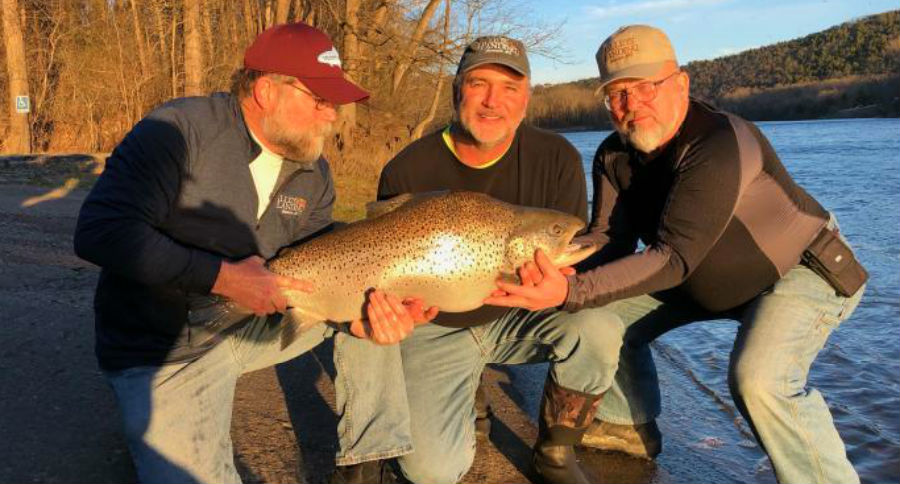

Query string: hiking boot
[579,419,662,460]
[532,379,603,484]
[475,377,492,438]
[330,459,398,484]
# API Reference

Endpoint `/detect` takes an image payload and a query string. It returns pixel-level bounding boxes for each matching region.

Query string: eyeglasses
[603,70,681,111]
[283,83,334,111]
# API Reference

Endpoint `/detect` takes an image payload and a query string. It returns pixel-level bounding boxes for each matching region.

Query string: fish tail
[280,309,323,350]
[187,295,254,333]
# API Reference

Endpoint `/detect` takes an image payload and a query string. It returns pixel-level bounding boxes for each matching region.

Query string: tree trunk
[170,6,178,97]
[263,0,272,29]
[152,0,167,65]
[366,0,391,77]
[1,0,32,153]
[201,1,214,69]
[391,0,441,94]
[410,0,450,140]
[243,0,254,39]
[335,0,361,149]
[130,0,149,76]
[411,74,444,140]
[183,0,203,95]
[275,0,290,24]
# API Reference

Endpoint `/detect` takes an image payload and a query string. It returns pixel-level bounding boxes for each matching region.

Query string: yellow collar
[442,125,509,169]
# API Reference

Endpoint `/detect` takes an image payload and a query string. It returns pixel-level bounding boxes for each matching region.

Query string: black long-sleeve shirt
[565,100,828,313]
[74,93,335,370]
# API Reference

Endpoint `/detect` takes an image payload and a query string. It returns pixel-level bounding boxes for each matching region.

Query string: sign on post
[15,95,30,114]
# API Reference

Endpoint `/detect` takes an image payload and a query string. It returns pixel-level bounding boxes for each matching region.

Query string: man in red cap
[75,23,429,483]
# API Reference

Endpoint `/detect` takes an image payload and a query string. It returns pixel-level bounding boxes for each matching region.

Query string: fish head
[505,207,598,271]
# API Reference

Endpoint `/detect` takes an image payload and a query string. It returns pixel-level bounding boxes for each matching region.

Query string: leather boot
[578,419,662,459]
[474,374,493,438]
[330,460,397,484]
[532,379,603,484]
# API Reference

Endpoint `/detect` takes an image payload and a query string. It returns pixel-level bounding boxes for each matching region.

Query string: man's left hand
[483,249,573,311]
[349,290,439,344]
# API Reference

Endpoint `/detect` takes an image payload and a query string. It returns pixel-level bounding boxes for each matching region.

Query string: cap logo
[471,36,522,56]
[605,37,639,65]
[317,47,342,68]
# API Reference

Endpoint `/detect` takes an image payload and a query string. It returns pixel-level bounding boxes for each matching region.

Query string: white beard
[625,123,666,153]
[262,104,332,165]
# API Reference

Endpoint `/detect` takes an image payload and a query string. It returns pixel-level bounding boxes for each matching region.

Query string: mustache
[617,111,655,131]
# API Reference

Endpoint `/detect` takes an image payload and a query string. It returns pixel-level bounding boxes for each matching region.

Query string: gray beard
[454,117,509,151]
[262,116,331,168]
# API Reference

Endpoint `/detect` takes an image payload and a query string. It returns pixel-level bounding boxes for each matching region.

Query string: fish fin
[280,308,324,350]
[187,295,253,333]
[365,191,449,219]
[365,194,416,219]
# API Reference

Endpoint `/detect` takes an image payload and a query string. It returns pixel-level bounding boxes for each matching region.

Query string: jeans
[594,254,864,482]
[395,307,623,484]
[105,316,411,484]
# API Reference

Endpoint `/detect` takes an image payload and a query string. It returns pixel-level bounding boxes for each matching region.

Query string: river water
[549,118,899,484]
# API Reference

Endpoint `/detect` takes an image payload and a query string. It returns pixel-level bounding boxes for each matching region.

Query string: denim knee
[549,308,624,395]
[563,307,625,365]
[729,361,788,411]
[398,442,474,484]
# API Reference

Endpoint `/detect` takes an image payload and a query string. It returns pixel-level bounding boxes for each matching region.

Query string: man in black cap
[75,23,430,483]
[378,35,624,484]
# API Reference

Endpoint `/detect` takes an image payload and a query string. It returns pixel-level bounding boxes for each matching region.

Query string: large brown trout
[194,191,597,347]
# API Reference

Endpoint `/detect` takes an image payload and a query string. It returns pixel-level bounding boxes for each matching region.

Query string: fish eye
[549,223,565,236]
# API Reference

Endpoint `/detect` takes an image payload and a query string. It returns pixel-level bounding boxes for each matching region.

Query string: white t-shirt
[247,128,284,220]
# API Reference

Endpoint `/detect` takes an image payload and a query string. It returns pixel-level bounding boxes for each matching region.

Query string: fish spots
[262,191,584,322]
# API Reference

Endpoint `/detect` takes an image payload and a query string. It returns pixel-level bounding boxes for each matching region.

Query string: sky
[519,0,898,85]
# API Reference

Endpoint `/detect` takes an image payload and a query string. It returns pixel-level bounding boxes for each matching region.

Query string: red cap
[243,23,369,105]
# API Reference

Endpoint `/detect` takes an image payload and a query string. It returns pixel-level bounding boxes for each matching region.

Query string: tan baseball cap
[595,25,677,91]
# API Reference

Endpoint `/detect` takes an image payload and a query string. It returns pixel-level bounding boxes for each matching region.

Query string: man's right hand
[211,255,314,316]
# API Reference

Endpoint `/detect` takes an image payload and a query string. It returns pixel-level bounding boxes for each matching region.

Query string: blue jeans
[595,263,864,484]
[395,307,624,484]
[105,316,411,484]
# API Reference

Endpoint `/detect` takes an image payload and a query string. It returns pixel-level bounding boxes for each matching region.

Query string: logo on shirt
[276,194,308,216]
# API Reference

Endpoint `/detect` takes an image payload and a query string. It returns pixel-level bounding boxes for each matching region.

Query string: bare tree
[3,0,569,155]
[338,0,361,136]
[2,0,32,153]
[275,0,290,24]
[130,0,150,76]
[183,0,203,95]
[390,0,441,93]
[410,0,450,140]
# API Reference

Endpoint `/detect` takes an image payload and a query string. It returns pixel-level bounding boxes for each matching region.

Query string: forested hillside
[529,10,900,129]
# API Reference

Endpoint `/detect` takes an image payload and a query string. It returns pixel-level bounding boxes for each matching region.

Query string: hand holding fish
[349,290,439,345]
[211,255,314,316]
[484,249,574,311]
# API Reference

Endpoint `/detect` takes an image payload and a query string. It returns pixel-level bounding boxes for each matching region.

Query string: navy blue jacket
[74,93,335,370]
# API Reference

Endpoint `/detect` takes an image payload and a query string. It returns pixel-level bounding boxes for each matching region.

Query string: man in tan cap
[75,22,433,483]
[486,24,867,484]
